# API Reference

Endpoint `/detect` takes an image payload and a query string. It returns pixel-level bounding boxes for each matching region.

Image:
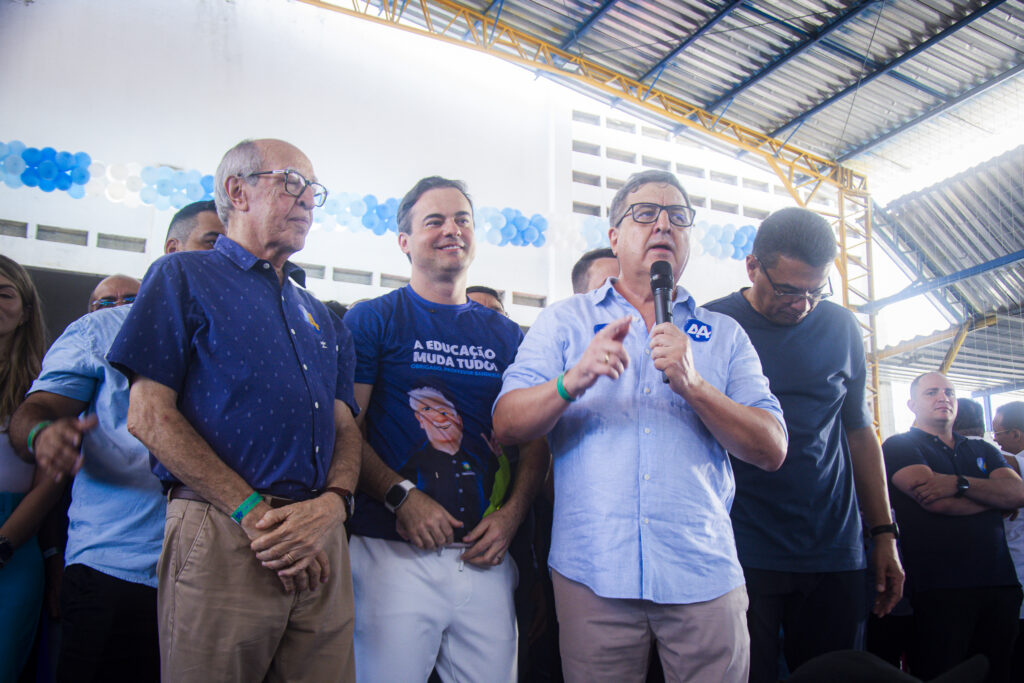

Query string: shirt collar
[214,235,306,287]
[591,277,696,317]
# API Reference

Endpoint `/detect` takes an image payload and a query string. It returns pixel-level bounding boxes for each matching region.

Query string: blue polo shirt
[108,235,358,500]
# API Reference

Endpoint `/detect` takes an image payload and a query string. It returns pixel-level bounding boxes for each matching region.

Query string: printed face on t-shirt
[410,390,464,455]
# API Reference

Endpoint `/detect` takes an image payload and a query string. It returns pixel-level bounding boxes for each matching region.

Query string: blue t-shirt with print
[345,286,524,542]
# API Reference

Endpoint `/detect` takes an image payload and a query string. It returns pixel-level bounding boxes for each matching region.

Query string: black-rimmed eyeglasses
[615,203,696,229]
[246,169,328,207]
[757,259,832,304]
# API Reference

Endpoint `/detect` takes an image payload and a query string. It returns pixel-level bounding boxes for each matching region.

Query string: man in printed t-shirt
[344,176,547,683]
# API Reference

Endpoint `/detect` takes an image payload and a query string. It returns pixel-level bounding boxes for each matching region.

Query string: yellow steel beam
[296,0,868,196]
[870,314,999,362]
[940,322,971,374]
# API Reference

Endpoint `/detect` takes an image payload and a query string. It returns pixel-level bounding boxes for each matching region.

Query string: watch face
[385,484,408,509]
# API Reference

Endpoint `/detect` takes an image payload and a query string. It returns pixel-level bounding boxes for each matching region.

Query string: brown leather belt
[168,485,295,509]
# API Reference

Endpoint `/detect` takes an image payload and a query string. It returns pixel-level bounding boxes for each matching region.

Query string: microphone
[650,260,674,383]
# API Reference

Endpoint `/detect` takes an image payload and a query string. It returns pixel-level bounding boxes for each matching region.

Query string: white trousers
[350,535,518,683]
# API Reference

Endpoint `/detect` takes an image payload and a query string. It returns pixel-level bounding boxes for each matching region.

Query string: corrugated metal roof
[873,145,1024,394]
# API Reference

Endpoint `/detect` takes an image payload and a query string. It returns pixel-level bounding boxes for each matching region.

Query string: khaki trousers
[159,498,355,682]
[552,570,749,683]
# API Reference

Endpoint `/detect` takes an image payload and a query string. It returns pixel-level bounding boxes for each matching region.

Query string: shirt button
[643,517,650,524]
[314,402,319,409]
[644,387,651,394]
[645,349,651,355]
[290,329,296,335]
[303,364,308,371]
[644,473,650,480]
[262,263,270,270]
[644,427,651,434]
[315,446,320,453]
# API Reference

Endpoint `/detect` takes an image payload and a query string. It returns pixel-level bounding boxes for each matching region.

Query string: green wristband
[27,420,53,455]
[556,373,576,403]
[230,491,263,524]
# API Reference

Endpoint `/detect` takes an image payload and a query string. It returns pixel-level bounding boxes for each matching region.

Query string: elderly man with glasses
[494,169,787,682]
[705,207,905,682]
[107,139,361,682]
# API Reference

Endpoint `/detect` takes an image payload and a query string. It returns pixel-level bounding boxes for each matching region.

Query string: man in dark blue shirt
[345,176,546,682]
[705,207,904,682]
[884,372,1024,683]
[108,139,360,683]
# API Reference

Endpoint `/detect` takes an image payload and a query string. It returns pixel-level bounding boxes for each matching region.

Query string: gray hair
[214,140,264,225]
[608,170,689,228]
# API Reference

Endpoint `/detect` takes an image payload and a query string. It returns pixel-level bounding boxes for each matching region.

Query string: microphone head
[650,260,674,291]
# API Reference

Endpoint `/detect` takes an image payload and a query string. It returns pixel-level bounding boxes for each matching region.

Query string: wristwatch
[0,536,13,569]
[955,475,970,498]
[385,480,416,513]
[324,487,355,519]
[868,523,900,540]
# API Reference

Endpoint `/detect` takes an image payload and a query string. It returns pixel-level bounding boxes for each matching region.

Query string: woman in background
[0,254,63,683]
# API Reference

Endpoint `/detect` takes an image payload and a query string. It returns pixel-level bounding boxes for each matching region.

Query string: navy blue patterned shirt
[108,235,358,499]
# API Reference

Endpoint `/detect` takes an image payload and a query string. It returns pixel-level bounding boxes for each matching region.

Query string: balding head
[89,275,140,313]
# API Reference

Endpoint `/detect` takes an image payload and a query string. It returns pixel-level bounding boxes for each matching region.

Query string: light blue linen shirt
[30,305,164,587]
[497,280,785,604]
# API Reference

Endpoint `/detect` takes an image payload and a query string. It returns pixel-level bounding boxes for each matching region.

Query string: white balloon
[125,175,143,192]
[105,182,127,202]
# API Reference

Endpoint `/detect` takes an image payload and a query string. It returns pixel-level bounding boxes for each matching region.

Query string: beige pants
[552,570,749,683]
[158,498,355,682]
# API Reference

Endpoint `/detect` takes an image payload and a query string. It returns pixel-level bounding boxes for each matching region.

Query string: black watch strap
[0,535,14,568]
[869,523,900,540]
[955,475,970,498]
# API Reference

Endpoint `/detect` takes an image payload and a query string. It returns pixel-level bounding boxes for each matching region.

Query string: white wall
[0,0,576,323]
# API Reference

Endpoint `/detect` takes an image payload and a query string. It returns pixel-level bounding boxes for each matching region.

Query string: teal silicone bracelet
[230,491,263,524]
[556,373,575,403]
[26,420,53,455]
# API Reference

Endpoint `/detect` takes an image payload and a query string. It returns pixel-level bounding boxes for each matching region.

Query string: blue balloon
[156,178,174,196]
[531,215,548,232]
[350,200,367,217]
[38,177,56,192]
[37,160,58,181]
[361,213,380,229]
[363,194,378,209]
[500,225,516,240]
[20,168,39,187]
[172,170,188,189]
[71,167,90,185]
[513,215,528,231]
[171,192,188,209]
[4,173,24,189]
[157,166,173,182]
[40,147,57,163]
[385,216,398,233]
[56,151,75,171]
[3,155,26,176]
[141,166,159,185]
[501,207,516,222]
[375,204,389,219]
[55,172,72,191]
[510,234,524,247]
[532,233,546,247]
[7,140,26,156]
[21,147,41,166]
[154,194,171,211]
[186,169,202,185]
[372,221,388,236]
[74,152,92,169]
[486,228,503,245]
[522,226,539,243]
[324,198,341,215]
[141,186,158,204]
[201,174,215,193]
[384,197,399,213]
[68,184,85,199]
[732,246,745,260]
[186,183,205,201]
